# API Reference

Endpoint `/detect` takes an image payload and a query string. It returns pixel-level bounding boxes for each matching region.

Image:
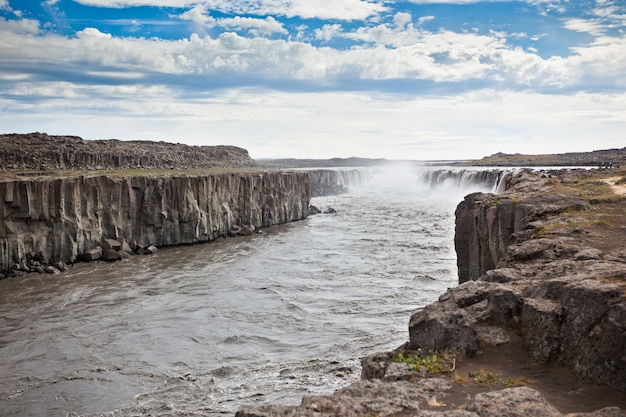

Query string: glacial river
[0,165,499,416]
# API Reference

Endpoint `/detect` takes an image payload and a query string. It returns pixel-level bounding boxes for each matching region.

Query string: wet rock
[102,250,122,261]
[308,204,321,215]
[80,247,102,262]
[323,207,337,214]
[101,238,122,252]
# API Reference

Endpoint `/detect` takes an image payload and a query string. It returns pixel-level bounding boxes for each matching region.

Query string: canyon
[237,168,626,417]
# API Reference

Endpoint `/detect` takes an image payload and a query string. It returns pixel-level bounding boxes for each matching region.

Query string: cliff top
[0,132,256,171]
[458,148,626,167]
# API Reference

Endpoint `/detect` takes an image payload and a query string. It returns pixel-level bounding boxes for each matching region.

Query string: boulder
[80,247,102,262]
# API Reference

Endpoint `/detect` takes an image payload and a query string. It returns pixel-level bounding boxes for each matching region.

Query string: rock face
[0,171,310,273]
[450,174,626,391]
[0,132,255,170]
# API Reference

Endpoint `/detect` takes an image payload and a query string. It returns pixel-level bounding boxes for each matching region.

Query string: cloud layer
[1,0,625,159]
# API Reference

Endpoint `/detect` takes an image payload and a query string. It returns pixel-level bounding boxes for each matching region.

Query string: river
[0,164,501,416]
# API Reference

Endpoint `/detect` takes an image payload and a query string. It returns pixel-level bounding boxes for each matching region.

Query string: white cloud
[2,86,625,160]
[219,16,287,36]
[73,0,388,21]
[0,0,10,10]
[2,14,625,90]
[393,12,412,30]
[179,4,214,26]
[563,18,606,36]
[315,24,343,42]
[0,17,40,34]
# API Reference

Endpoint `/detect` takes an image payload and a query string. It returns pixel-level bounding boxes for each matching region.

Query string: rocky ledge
[237,168,626,417]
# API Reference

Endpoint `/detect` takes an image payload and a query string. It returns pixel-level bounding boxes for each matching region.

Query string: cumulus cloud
[179,4,214,26]
[218,16,287,36]
[1,13,625,92]
[0,17,40,34]
[315,24,343,42]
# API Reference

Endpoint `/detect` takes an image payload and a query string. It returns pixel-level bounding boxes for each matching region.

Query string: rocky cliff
[0,132,256,170]
[237,168,626,417]
[0,171,310,275]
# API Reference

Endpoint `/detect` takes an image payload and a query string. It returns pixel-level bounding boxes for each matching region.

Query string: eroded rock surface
[1,171,310,274]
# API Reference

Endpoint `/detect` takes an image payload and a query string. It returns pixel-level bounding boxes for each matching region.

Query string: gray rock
[1,171,311,272]
[467,387,562,417]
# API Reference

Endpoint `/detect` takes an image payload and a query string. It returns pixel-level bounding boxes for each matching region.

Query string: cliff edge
[237,168,626,417]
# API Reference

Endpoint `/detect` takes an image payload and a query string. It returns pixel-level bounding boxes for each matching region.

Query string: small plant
[468,369,500,385]
[392,351,453,375]
[503,376,534,387]
[453,371,469,385]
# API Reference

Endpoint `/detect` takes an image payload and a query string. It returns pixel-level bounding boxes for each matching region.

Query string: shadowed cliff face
[0,171,310,272]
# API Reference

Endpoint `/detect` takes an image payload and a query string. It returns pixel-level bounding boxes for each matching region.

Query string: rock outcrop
[237,168,626,417]
[1,171,310,274]
[0,132,256,170]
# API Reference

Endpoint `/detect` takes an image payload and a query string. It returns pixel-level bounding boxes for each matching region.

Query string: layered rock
[1,171,310,273]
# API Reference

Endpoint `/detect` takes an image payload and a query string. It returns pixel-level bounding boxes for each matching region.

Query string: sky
[0,0,625,160]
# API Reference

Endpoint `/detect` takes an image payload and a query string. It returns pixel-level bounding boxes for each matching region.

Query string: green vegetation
[468,369,500,385]
[392,351,454,374]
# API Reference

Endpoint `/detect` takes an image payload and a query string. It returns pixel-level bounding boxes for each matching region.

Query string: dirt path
[602,175,626,195]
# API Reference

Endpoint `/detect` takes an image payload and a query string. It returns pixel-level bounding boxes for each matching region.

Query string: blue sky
[1,0,625,160]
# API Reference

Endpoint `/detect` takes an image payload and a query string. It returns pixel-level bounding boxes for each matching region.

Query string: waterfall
[307,166,513,198]
[416,168,512,193]
[308,169,374,197]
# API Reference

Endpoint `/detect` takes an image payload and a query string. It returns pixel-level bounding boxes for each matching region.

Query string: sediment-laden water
[0,165,500,416]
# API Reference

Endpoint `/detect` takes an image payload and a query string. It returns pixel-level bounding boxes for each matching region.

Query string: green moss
[392,351,454,375]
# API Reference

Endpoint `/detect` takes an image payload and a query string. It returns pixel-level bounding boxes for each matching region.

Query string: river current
[0,165,500,417]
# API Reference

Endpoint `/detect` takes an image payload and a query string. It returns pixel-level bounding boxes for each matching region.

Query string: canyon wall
[0,171,310,273]
[447,169,626,391]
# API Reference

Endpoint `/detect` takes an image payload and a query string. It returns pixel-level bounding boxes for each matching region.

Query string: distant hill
[458,148,626,167]
[256,157,391,169]
[0,133,255,170]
